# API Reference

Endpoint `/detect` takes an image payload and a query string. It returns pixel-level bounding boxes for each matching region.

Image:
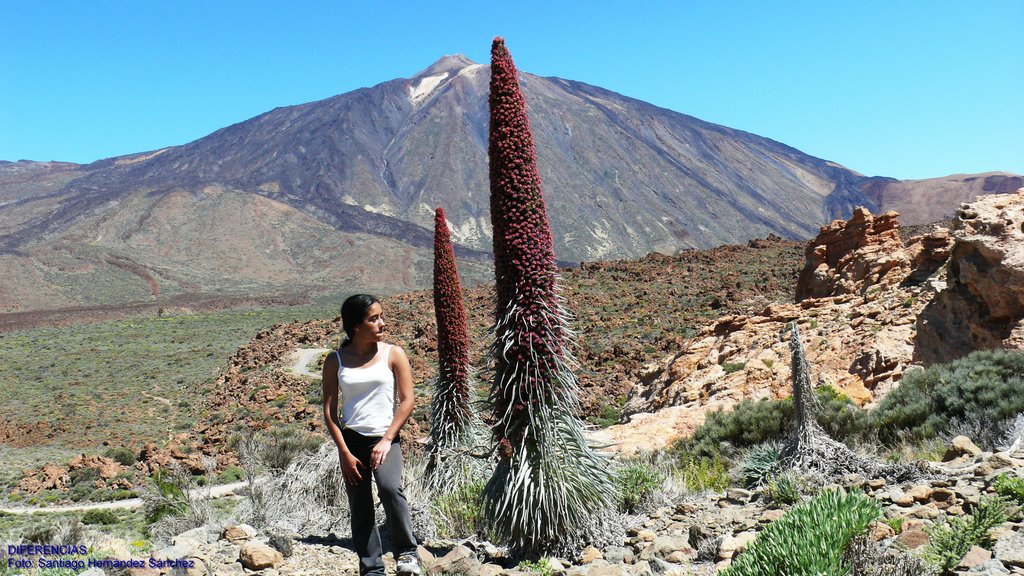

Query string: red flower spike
[482,37,613,553]
[427,206,473,453]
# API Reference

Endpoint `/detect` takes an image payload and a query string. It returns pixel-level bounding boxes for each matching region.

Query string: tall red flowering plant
[426,206,477,481]
[483,37,613,553]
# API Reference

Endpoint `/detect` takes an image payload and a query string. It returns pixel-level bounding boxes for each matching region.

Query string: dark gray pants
[342,429,417,576]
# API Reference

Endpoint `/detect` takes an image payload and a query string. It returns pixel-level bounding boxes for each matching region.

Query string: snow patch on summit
[455,64,485,78]
[409,73,449,103]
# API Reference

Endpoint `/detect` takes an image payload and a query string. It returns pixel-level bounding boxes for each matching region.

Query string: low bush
[249,426,322,473]
[82,509,119,525]
[431,479,486,539]
[722,362,746,374]
[844,535,931,576]
[69,483,96,502]
[68,466,101,487]
[675,387,870,460]
[104,446,137,466]
[674,452,730,492]
[517,558,557,576]
[763,473,801,506]
[141,464,211,543]
[993,474,1024,505]
[721,488,881,576]
[615,462,664,513]
[218,465,246,484]
[922,495,1011,574]
[872,350,1024,449]
[22,518,85,545]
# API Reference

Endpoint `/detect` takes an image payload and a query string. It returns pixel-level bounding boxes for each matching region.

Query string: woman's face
[355,302,386,341]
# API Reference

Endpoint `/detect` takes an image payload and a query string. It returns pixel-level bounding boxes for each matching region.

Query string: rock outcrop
[916,188,1024,364]
[605,211,954,454]
[796,208,907,301]
[796,207,955,302]
[608,286,929,453]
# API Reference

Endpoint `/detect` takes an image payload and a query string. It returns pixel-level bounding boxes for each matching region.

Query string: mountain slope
[0,56,1017,313]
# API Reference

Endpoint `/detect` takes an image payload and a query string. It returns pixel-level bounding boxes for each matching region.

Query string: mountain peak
[414,54,478,78]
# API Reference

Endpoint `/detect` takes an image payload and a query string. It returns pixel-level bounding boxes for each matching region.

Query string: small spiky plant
[483,36,613,553]
[425,207,481,486]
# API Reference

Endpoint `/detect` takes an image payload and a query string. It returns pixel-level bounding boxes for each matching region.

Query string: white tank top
[337,344,395,437]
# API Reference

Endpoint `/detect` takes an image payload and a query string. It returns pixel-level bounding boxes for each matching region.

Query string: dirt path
[286,347,331,378]
[0,481,247,515]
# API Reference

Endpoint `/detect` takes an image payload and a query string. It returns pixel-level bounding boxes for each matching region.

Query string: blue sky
[2,1,1021,180]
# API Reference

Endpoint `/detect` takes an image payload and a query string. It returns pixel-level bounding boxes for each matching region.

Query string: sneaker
[396,550,421,576]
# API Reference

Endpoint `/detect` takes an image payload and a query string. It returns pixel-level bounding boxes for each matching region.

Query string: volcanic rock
[796,208,907,300]
[917,188,1024,363]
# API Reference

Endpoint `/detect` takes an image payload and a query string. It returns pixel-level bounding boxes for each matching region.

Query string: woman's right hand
[339,448,364,485]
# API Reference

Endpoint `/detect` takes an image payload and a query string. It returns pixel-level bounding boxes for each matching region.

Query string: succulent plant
[483,36,613,553]
[721,488,881,576]
[425,207,484,489]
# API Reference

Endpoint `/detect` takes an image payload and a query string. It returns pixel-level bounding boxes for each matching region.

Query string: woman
[322,294,420,576]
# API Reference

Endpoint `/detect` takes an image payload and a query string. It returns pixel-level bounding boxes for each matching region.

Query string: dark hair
[339,294,380,347]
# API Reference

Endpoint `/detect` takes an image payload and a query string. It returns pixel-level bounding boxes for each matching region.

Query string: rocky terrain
[16,188,1024,493]
[8,190,1024,576]
[39,434,1024,576]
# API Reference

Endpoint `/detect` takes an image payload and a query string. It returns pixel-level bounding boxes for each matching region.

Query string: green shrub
[68,466,101,486]
[104,446,137,466]
[516,558,556,576]
[721,488,881,576]
[82,509,119,525]
[872,350,1024,448]
[723,362,746,374]
[253,426,322,472]
[763,473,801,506]
[885,516,904,533]
[106,489,135,501]
[217,465,246,484]
[432,479,486,539]
[922,496,1011,574]
[674,453,730,492]
[589,401,624,427]
[738,443,780,488]
[69,483,96,502]
[616,463,664,513]
[815,386,874,442]
[993,474,1024,505]
[675,387,870,460]
[680,397,791,460]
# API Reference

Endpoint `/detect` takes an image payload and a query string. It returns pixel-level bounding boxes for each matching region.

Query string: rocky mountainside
[1,55,1017,314]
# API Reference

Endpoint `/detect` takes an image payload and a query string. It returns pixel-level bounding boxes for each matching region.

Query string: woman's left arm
[370,345,416,469]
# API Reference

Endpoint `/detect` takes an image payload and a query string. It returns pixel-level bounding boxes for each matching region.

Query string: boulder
[895,524,930,549]
[959,546,993,569]
[580,546,604,564]
[718,531,756,560]
[172,527,208,550]
[639,535,694,561]
[239,542,284,570]
[587,564,629,576]
[994,531,1024,566]
[945,436,983,461]
[603,546,635,565]
[68,453,123,479]
[917,189,1024,363]
[427,545,477,575]
[220,524,257,542]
